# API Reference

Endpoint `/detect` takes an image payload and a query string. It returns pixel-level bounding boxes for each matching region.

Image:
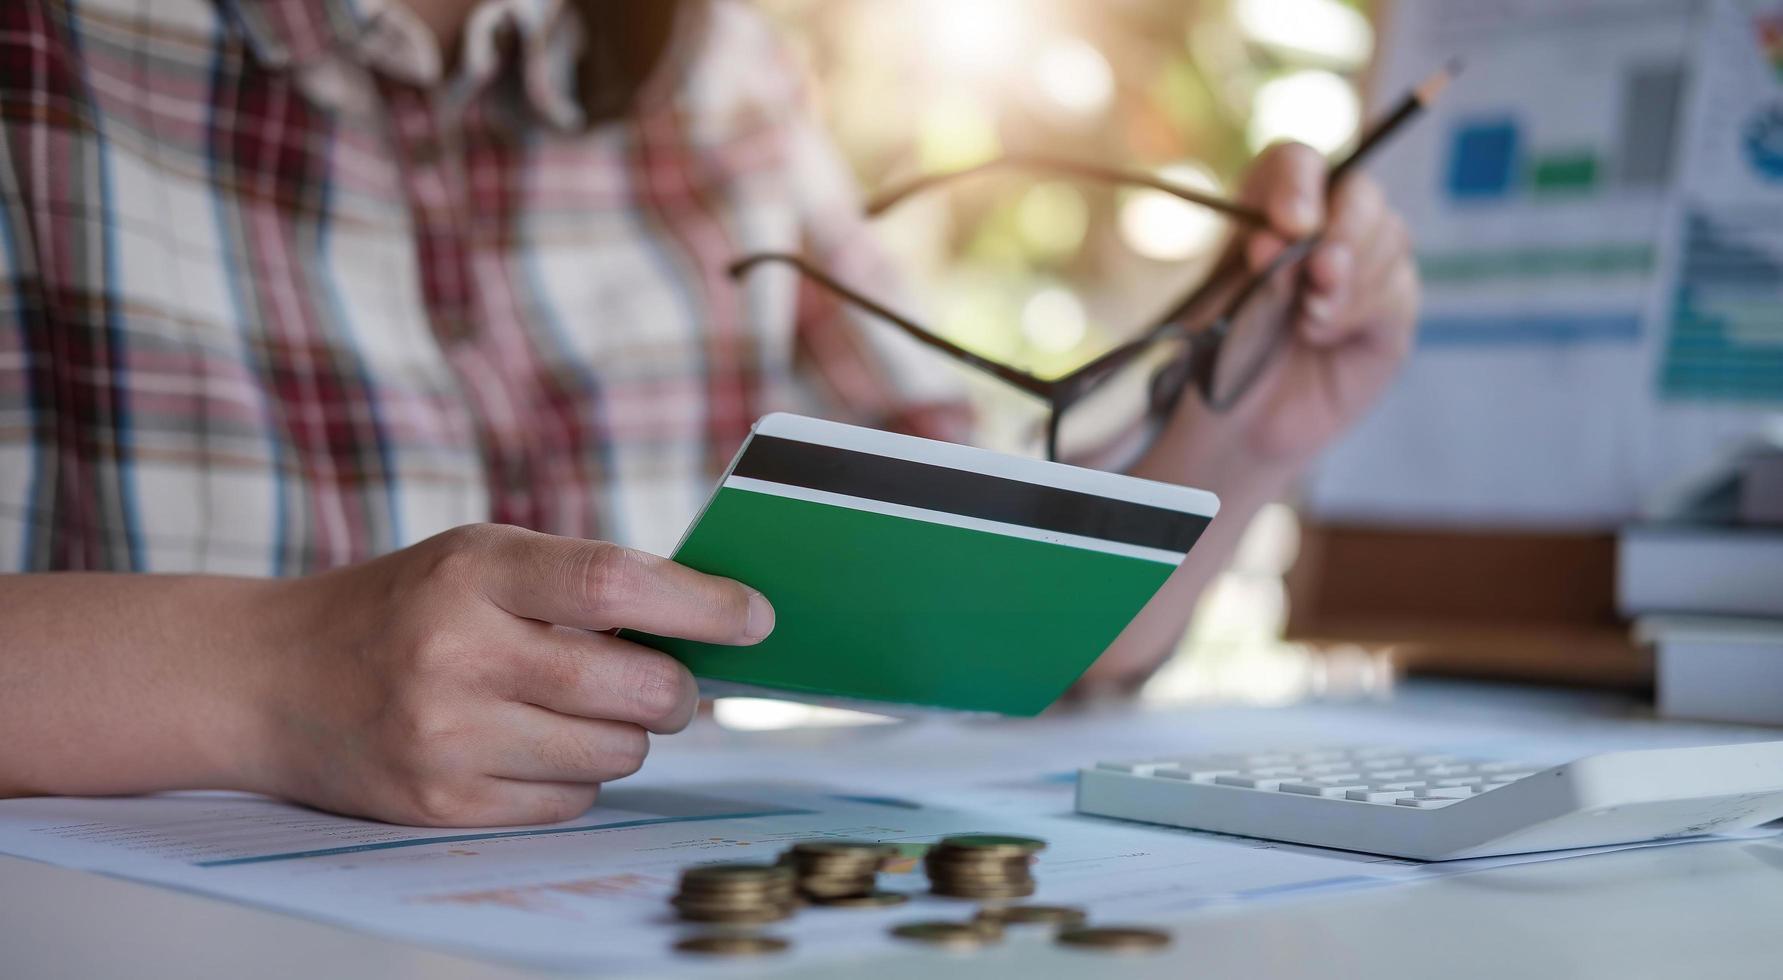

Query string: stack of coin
[779,840,895,903]
[670,863,797,924]
[923,834,1045,899]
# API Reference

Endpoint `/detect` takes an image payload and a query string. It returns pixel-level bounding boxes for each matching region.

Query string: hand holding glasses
[732,62,1459,462]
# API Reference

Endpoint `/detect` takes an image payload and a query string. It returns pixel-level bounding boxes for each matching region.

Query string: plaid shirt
[0,0,962,574]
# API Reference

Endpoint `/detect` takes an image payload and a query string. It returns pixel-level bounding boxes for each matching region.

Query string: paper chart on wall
[1307,0,1780,526]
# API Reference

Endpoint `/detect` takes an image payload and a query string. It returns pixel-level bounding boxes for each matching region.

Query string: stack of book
[1619,440,1783,725]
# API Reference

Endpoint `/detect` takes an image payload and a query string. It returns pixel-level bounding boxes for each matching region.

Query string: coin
[682,863,795,884]
[674,884,795,899]
[966,917,1005,939]
[673,934,791,956]
[671,863,799,924]
[930,881,1036,900]
[788,840,897,860]
[934,835,1048,856]
[1056,926,1172,951]
[976,904,1088,928]
[670,895,795,911]
[673,895,796,913]
[797,874,876,897]
[889,921,1000,948]
[922,859,1034,878]
[809,890,910,908]
[780,841,891,901]
[923,836,1043,901]
[672,906,795,925]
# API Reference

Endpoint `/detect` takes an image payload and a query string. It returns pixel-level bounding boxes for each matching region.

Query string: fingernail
[1303,294,1334,322]
[1290,196,1320,232]
[744,590,775,641]
[1323,243,1353,282]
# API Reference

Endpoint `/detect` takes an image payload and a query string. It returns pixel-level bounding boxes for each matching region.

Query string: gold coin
[676,882,796,895]
[789,840,897,859]
[674,906,796,925]
[670,883,791,898]
[925,852,1033,866]
[889,921,999,948]
[673,934,790,957]
[925,866,1032,878]
[682,863,794,884]
[676,884,796,899]
[672,895,794,910]
[798,877,876,898]
[931,882,1036,900]
[977,904,1087,928]
[934,835,1047,856]
[793,857,880,871]
[810,890,911,908]
[670,898,795,912]
[924,865,1034,882]
[966,917,1004,939]
[1056,926,1172,952]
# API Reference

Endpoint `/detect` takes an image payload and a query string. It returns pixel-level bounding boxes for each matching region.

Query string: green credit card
[634,414,1218,716]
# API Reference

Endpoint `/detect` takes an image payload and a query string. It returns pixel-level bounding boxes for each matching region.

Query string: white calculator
[1076,742,1783,860]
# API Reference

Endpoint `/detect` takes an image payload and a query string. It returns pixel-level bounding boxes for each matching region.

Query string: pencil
[1329,58,1463,185]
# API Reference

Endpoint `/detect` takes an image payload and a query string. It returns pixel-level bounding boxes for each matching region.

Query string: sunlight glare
[1034,36,1115,116]
[1021,285,1089,353]
[1117,162,1225,262]
[1248,69,1360,154]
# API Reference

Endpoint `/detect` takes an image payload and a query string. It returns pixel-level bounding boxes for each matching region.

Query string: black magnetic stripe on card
[731,435,1210,554]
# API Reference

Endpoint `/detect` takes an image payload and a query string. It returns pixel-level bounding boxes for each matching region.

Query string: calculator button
[1096,760,1179,776]
[1415,786,1477,799]
[1282,783,1369,798]
[1157,768,1239,783]
[1215,774,1286,790]
[1346,789,1417,803]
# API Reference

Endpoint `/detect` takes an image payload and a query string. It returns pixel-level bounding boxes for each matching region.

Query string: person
[0,0,1417,826]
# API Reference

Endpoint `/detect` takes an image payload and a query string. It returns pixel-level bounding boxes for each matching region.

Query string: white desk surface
[6,682,1782,980]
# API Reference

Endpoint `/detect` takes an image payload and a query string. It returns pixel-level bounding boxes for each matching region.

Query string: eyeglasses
[731,64,1457,462]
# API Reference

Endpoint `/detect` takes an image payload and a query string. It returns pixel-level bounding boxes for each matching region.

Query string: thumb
[1240,141,1328,240]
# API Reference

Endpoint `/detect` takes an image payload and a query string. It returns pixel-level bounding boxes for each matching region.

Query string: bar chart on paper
[1656,0,1783,406]
[1661,209,1783,402]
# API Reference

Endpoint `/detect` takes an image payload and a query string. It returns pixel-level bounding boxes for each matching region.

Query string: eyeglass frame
[729,153,1318,461]
[726,62,1455,460]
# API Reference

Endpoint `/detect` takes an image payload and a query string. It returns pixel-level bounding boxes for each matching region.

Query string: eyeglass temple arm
[1046,249,1251,403]
[728,253,1056,399]
[865,153,1270,226]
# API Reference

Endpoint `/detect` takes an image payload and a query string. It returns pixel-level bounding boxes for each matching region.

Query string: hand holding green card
[635,414,1219,715]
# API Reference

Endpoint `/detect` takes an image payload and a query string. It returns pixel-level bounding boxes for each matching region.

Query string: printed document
[1,695,1776,974]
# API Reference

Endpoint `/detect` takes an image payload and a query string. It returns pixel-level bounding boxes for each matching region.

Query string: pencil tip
[1416,60,1462,104]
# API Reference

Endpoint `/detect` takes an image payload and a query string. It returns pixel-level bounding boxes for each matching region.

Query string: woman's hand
[1190,141,1420,470]
[1076,142,1418,694]
[251,524,773,826]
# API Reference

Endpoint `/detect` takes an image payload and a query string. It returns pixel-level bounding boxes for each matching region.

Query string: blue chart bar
[1661,210,1783,403]
[1447,118,1521,200]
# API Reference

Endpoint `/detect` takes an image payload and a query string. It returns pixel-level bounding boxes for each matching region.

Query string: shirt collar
[218,0,584,128]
